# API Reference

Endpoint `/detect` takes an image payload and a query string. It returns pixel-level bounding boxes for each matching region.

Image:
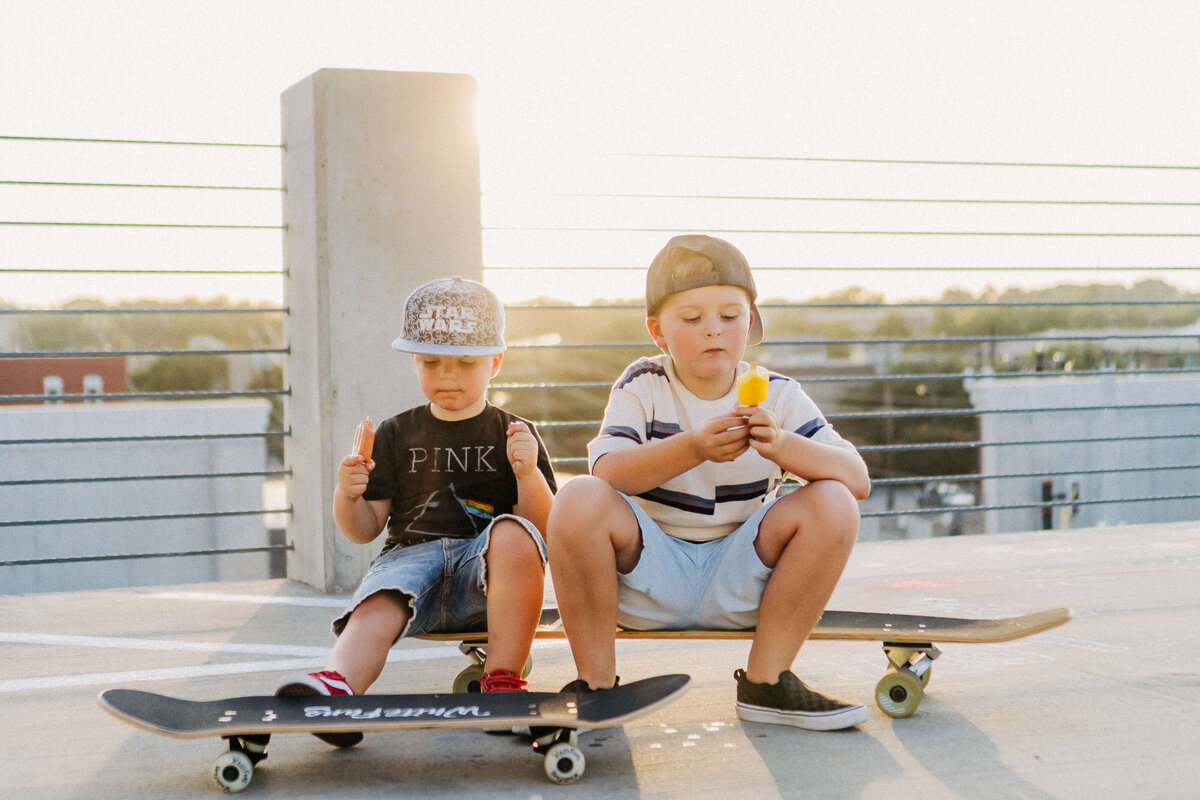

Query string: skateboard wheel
[543,741,586,785]
[453,664,485,693]
[918,665,932,689]
[875,670,923,719]
[213,750,254,793]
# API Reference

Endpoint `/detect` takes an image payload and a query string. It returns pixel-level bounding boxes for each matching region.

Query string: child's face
[647,285,753,397]
[411,353,503,420]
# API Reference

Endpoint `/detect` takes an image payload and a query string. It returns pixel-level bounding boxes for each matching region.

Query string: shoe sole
[736,701,868,731]
[276,684,364,748]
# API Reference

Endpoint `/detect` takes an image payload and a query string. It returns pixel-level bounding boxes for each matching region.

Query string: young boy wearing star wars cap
[547,235,872,731]
[278,277,556,745]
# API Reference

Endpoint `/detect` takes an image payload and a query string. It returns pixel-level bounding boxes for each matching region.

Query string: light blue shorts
[332,514,546,639]
[616,494,778,630]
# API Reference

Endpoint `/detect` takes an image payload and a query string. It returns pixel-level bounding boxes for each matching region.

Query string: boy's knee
[806,480,860,541]
[551,476,618,520]
[487,519,542,561]
[812,480,860,518]
[773,480,859,546]
[548,476,636,554]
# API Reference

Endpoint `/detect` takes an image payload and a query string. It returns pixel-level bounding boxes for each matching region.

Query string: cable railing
[3,135,1198,586]
[0,134,291,585]
[484,150,1200,539]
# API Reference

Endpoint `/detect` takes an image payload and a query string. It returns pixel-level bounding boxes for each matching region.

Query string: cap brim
[391,337,506,356]
[749,303,764,346]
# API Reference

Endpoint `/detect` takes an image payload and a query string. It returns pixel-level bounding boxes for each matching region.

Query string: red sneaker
[275,670,362,747]
[480,669,528,693]
[276,670,355,696]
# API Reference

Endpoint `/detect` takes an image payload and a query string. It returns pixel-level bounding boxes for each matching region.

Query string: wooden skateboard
[98,673,690,792]
[421,606,1071,719]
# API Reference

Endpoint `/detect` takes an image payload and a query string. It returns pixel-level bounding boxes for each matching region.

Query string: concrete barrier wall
[281,69,483,592]
[966,372,1200,533]
[0,400,271,594]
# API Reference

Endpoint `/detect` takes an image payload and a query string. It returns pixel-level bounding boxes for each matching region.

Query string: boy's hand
[506,421,538,479]
[739,405,785,460]
[336,453,374,500]
[689,413,752,463]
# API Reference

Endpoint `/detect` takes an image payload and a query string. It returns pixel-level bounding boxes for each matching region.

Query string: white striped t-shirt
[587,355,859,542]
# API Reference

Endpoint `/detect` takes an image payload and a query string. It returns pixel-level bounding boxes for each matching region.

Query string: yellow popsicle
[737,362,769,405]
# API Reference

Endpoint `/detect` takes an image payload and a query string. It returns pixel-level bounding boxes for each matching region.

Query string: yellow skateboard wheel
[875,669,923,718]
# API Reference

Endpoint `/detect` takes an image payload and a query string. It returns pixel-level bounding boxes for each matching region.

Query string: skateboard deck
[99,673,690,791]
[422,606,1071,718]
[427,606,1071,644]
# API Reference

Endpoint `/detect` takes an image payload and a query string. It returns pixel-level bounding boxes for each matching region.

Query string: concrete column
[281,69,482,592]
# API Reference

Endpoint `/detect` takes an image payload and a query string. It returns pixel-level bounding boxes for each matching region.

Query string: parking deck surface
[2,521,1195,799]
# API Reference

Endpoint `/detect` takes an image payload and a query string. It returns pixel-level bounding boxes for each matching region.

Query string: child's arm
[506,421,555,535]
[592,412,753,496]
[743,406,871,500]
[332,453,391,544]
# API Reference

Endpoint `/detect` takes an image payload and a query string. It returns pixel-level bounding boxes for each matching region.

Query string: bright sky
[3,1,1199,307]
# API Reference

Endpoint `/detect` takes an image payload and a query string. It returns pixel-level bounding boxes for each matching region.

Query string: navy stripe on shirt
[796,418,826,438]
[640,479,772,515]
[647,420,683,440]
[615,358,668,389]
[639,486,716,515]
[715,478,771,503]
[601,424,643,444]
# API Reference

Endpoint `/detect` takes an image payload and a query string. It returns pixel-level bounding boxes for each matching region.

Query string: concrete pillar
[281,69,482,592]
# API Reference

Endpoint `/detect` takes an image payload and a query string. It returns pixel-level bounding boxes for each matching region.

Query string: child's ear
[646,316,667,349]
[490,352,504,377]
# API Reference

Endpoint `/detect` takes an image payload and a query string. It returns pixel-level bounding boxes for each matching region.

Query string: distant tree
[872,312,912,338]
[129,355,229,393]
[837,360,977,481]
[248,364,284,463]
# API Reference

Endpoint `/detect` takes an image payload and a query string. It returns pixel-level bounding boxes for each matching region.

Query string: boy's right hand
[689,413,752,463]
[336,454,374,500]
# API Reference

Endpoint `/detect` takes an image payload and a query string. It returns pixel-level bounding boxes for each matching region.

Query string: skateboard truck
[876,641,941,718]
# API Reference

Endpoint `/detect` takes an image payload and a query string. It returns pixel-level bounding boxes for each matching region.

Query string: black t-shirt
[363,403,557,551]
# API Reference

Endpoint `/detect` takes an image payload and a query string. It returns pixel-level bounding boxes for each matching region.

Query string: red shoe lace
[480,669,528,692]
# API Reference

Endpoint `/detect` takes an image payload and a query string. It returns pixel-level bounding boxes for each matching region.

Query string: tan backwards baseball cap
[645,234,763,346]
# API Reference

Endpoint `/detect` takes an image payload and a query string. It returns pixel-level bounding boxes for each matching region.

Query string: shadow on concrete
[743,720,902,799]
[890,698,1057,800]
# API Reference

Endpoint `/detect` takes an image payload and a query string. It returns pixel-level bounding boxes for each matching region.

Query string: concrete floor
[2,520,1196,799]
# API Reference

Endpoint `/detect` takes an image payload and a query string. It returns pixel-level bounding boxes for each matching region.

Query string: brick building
[0,356,127,403]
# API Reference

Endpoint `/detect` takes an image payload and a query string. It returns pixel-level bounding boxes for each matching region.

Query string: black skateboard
[99,673,690,791]
[422,606,1071,718]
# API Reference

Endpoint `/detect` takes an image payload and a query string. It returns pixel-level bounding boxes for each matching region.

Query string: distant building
[966,370,1200,534]
[991,321,1200,369]
[0,356,127,404]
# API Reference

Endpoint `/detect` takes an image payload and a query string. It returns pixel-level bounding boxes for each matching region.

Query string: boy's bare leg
[546,476,642,689]
[327,590,410,693]
[747,480,860,683]
[481,519,546,674]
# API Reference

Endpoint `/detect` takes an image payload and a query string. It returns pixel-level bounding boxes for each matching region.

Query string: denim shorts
[331,514,546,639]
[615,494,778,630]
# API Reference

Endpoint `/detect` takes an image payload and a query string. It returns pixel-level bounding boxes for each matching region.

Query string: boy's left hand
[738,405,785,460]
[505,421,538,479]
